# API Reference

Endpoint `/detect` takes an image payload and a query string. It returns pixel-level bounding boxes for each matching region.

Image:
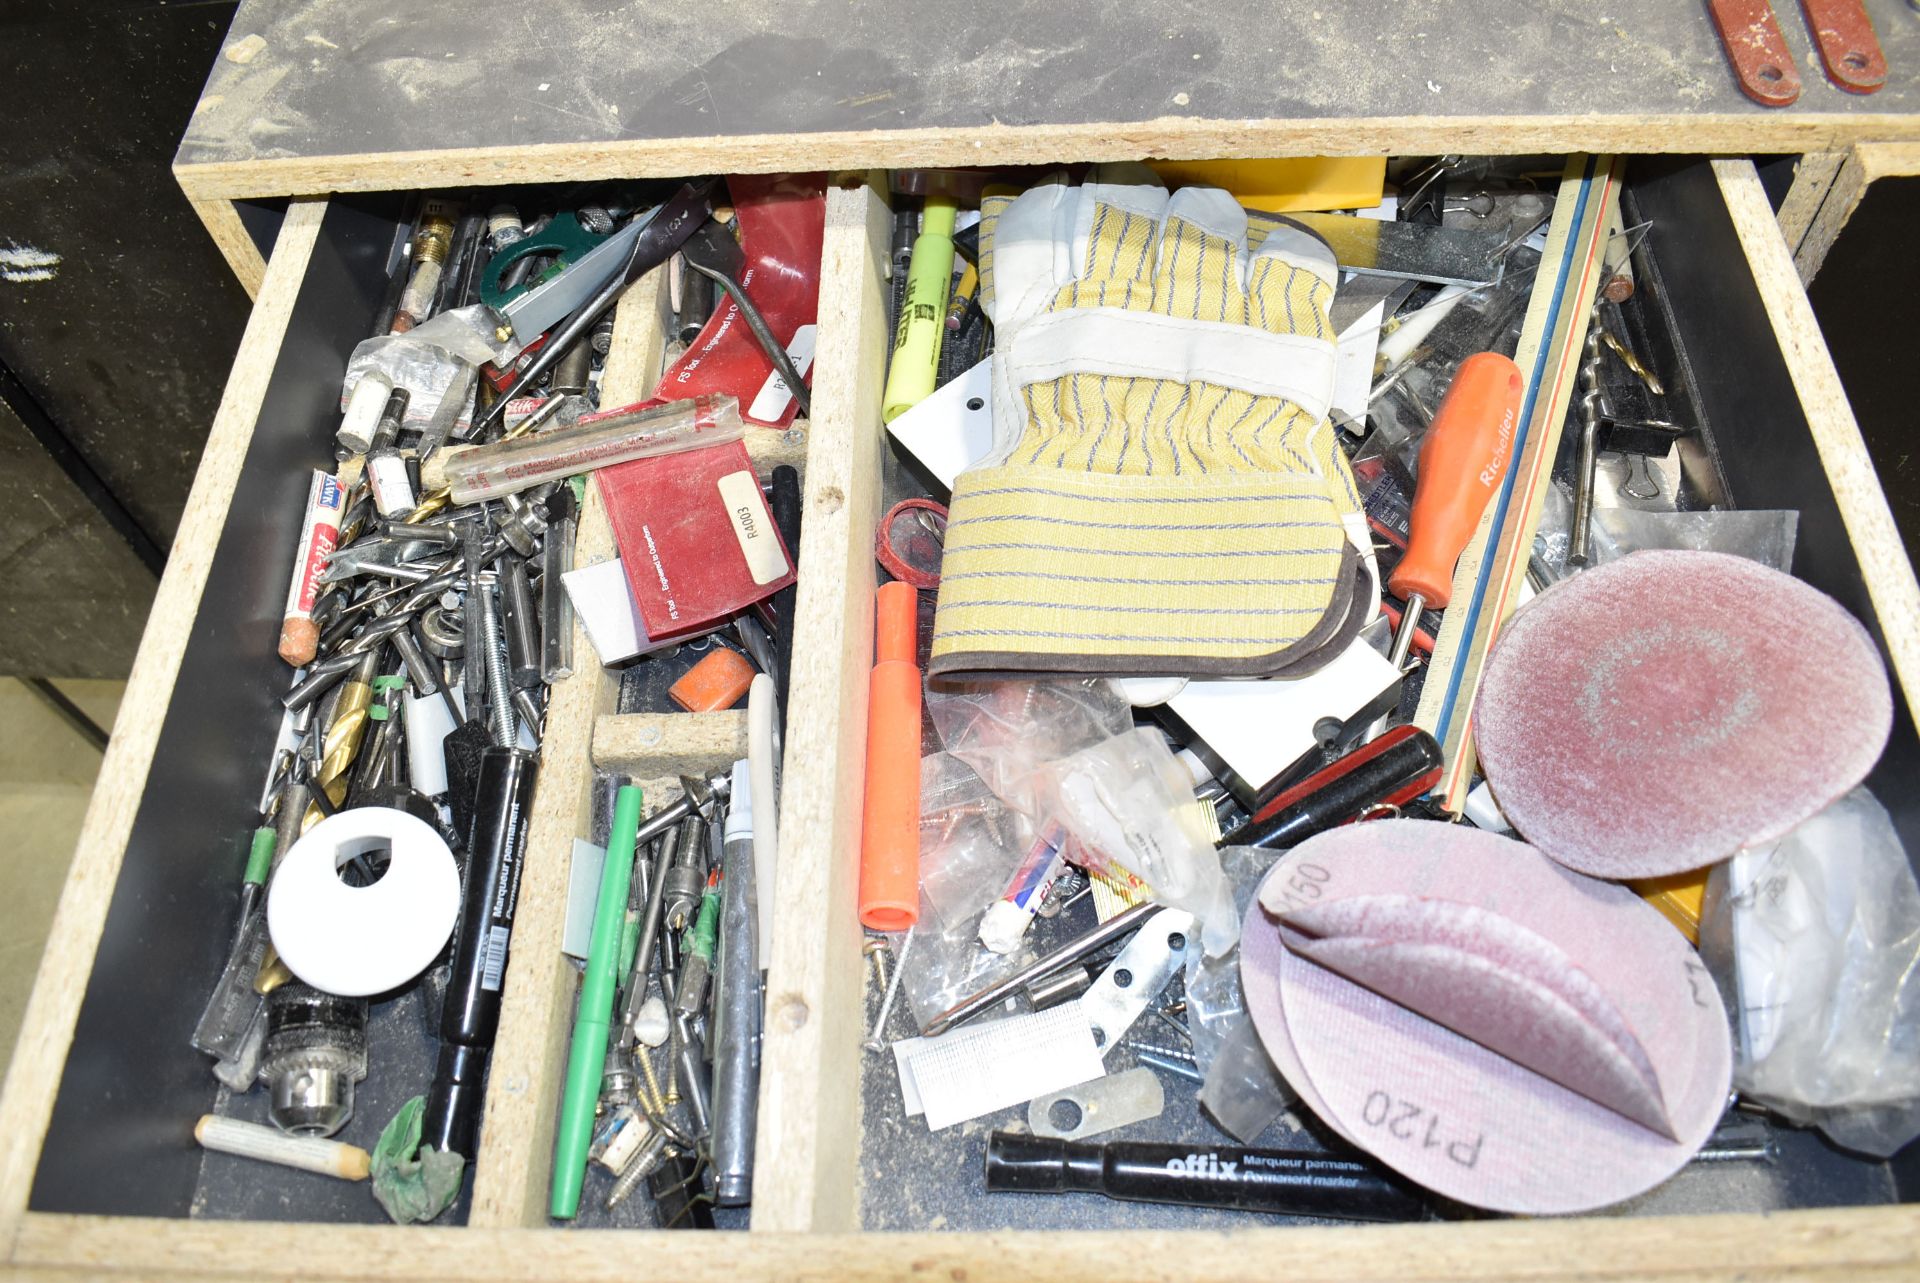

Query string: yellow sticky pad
[1146,158,1386,213]
[1631,870,1709,944]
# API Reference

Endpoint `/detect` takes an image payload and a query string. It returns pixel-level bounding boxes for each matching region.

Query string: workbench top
[175,0,1920,197]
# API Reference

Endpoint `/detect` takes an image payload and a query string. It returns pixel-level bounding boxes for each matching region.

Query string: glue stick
[278,469,346,666]
[979,822,1068,955]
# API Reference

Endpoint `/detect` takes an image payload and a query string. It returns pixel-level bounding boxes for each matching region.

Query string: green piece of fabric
[368,674,409,721]
[370,1095,465,1224]
[682,886,720,963]
[243,827,276,887]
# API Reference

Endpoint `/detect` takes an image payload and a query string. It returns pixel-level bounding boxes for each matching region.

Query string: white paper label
[367,452,415,517]
[747,323,818,422]
[717,470,789,585]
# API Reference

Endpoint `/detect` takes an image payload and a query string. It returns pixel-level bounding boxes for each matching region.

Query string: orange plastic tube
[859,581,922,931]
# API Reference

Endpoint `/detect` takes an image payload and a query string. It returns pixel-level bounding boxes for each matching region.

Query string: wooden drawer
[1,155,1916,1279]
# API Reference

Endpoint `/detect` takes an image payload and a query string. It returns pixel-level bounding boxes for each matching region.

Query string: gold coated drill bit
[1600,328,1665,396]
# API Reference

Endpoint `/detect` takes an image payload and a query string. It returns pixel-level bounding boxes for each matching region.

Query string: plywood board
[178,0,1920,184]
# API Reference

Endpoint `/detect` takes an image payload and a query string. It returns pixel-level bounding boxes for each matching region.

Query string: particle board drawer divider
[751,179,893,1234]
[1712,159,1920,718]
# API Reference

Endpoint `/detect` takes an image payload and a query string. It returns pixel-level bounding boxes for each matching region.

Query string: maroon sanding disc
[1240,821,1730,1215]
[1474,550,1891,879]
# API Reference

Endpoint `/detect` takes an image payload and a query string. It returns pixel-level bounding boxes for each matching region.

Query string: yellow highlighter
[882,196,956,422]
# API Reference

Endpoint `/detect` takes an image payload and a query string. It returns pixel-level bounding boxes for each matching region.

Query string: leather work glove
[930,164,1377,680]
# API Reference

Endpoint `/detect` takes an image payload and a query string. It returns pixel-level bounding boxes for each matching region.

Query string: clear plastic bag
[1700,787,1920,1158]
[1531,477,1576,581]
[1036,728,1237,957]
[925,678,1131,816]
[1587,507,1798,572]
[1182,846,1281,1071]
[893,915,1040,1032]
[889,752,1044,1029]
[342,304,517,441]
[916,752,1035,933]
[1369,249,1541,473]
[1197,1016,1298,1144]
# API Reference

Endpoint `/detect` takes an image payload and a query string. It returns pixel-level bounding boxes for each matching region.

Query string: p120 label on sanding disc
[1474,550,1892,879]
[1240,821,1731,1215]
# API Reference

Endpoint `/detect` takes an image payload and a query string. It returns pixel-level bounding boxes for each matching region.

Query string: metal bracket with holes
[1081,907,1195,1053]
[1029,1067,1166,1141]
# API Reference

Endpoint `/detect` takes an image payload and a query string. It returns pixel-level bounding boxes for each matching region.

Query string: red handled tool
[1386,353,1524,671]
[1221,726,1444,850]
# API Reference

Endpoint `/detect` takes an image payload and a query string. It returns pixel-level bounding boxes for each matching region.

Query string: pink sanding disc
[1240,907,1361,1148]
[1241,821,1730,1215]
[1474,550,1891,879]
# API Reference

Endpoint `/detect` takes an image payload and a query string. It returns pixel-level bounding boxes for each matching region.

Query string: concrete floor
[0,678,123,1081]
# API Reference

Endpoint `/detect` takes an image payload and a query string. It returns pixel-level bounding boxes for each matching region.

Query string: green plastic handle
[550,784,643,1219]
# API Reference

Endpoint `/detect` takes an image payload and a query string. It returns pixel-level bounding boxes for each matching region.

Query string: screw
[864,931,912,1054]
[603,1126,671,1209]
[660,1032,681,1107]
[635,1047,667,1115]
[474,576,515,747]
[1136,1049,1204,1083]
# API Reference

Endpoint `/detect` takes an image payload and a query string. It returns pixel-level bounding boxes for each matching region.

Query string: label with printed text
[717,470,789,585]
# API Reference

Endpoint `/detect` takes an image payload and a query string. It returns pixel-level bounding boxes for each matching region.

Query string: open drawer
[754,157,1920,1254]
[0,155,1916,1280]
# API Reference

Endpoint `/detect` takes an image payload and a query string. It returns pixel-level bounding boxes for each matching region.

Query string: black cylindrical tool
[1221,726,1444,850]
[985,1133,1427,1222]
[676,262,715,344]
[425,745,539,1157]
[768,465,803,719]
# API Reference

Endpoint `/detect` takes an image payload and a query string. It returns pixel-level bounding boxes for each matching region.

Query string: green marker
[551,783,642,1219]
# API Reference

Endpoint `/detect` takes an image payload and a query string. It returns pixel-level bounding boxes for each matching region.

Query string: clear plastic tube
[444,394,744,504]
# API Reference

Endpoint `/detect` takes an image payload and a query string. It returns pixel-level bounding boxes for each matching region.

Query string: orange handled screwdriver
[1386,352,1525,670]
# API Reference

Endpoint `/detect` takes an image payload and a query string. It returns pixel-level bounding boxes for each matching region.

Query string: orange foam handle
[1389,352,1525,609]
[860,583,922,932]
[668,647,757,712]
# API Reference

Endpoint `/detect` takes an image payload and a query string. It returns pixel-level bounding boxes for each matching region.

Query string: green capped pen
[552,782,643,1219]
